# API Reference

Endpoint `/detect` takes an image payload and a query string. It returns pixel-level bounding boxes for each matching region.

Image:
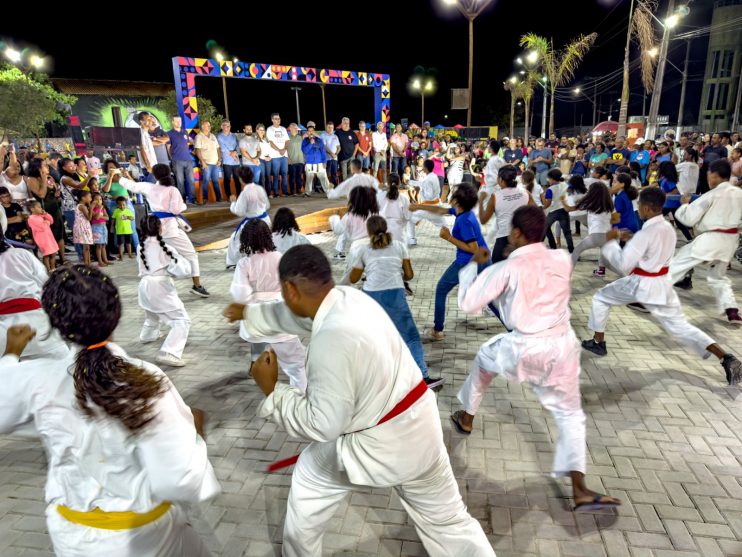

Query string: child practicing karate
[450,205,621,512]
[0,266,220,557]
[582,187,742,385]
[407,159,453,246]
[226,166,271,269]
[271,207,311,253]
[230,220,307,390]
[138,215,193,368]
[670,159,742,325]
[327,158,379,200]
[329,186,379,260]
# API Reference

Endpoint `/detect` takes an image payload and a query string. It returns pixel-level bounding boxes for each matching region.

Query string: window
[720,50,734,78]
[717,82,729,110]
[711,51,720,78]
[706,84,716,111]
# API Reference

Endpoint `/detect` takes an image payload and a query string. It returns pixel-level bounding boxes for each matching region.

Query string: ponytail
[366,215,392,249]
[387,173,401,201]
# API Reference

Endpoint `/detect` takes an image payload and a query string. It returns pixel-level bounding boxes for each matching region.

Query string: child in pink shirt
[26,199,59,272]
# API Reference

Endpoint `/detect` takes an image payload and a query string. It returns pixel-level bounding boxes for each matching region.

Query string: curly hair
[139,215,178,271]
[348,186,379,219]
[41,265,166,432]
[271,207,301,237]
[240,219,275,255]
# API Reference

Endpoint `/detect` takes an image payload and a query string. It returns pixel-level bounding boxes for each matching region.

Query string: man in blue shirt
[608,137,631,174]
[167,116,196,203]
[217,120,240,198]
[629,141,650,185]
[528,138,554,186]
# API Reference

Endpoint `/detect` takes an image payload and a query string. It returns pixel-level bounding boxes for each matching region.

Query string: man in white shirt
[266,113,289,197]
[138,112,157,183]
[483,139,505,195]
[671,159,742,325]
[327,159,379,200]
[223,245,495,557]
[320,122,340,186]
[582,187,742,384]
[372,122,389,184]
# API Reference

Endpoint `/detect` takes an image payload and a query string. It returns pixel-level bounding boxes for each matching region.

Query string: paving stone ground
[2,206,742,557]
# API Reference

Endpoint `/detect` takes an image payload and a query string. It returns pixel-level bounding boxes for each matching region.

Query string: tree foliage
[157,92,224,131]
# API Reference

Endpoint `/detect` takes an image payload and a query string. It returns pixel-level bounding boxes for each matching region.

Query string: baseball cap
[307,121,316,128]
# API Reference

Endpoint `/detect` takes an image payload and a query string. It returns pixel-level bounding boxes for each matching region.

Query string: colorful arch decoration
[172,57,391,135]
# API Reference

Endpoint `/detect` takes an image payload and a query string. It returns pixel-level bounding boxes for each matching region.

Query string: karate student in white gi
[271,207,311,253]
[329,186,379,260]
[376,173,411,246]
[138,215,192,368]
[0,226,69,360]
[670,159,742,325]
[582,187,742,385]
[119,164,210,297]
[326,158,379,200]
[451,205,621,512]
[0,266,220,557]
[223,245,495,557]
[230,220,307,390]
[407,159,452,246]
[226,166,271,269]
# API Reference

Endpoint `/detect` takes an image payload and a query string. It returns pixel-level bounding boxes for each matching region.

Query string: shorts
[117,234,133,246]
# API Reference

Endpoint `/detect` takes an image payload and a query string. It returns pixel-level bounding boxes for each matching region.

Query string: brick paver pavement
[2,212,742,557]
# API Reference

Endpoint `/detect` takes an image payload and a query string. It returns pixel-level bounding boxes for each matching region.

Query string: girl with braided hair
[230,219,307,390]
[0,265,220,556]
[225,165,271,269]
[138,215,192,368]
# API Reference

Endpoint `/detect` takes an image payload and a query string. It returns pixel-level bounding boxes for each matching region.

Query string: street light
[29,55,43,69]
[574,87,581,94]
[509,76,518,84]
[526,50,539,65]
[411,77,436,124]
[5,48,21,64]
[648,47,659,58]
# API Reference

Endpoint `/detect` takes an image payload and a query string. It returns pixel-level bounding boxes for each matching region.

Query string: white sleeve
[20,249,48,290]
[674,193,713,228]
[458,262,509,314]
[600,238,645,276]
[348,243,365,271]
[136,376,220,503]
[327,178,350,200]
[166,188,187,215]
[0,206,6,233]
[119,176,149,195]
[230,191,249,217]
[229,259,255,304]
[244,300,313,338]
[0,360,39,434]
[165,246,192,278]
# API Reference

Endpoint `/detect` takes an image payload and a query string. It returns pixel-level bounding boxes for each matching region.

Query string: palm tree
[520,32,597,136]
[504,79,519,139]
[515,73,537,141]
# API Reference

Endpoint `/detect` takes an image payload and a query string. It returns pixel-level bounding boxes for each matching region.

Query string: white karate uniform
[457,243,585,477]
[226,183,271,267]
[377,190,411,244]
[670,182,742,314]
[272,230,311,254]
[0,247,70,360]
[326,173,379,200]
[589,215,715,356]
[230,251,306,390]
[329,212,369,254]
[408,173,452,243]
[0,345,220,557]
[138,239,192,359]
[244,287,494,557]
[120,177,200,278]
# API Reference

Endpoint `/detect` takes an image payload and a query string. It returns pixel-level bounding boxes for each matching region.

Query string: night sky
[9,0,714,132]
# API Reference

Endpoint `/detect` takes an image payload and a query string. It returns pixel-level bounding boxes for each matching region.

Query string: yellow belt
[57,501,172,530]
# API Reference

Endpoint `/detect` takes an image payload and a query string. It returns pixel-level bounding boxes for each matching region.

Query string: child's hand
[439,227,452,241]
[472,247,490,264]
[606,229,620,242]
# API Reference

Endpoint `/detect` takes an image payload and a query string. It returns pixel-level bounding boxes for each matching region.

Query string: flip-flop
[573,494,622,512]
[450,411,472,435]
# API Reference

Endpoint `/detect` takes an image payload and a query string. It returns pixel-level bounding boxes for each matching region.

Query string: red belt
[266,379,429,473]
[0,298,42,315]
[631,267,669,277]
[710,228,739,234]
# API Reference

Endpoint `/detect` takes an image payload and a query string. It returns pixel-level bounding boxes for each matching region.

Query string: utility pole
[646,0,676,139]
[320,85,327,128]
[291,87,302,126]
[618,0,636,138]
[541,86,547,138]
[593,82,597,128]
[733,60,742,131]
[676,39,690,138]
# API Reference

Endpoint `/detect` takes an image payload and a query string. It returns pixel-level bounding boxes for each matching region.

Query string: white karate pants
[163,230,199,278]
[407,210,452,243]
[304,164,330,194]
[141,309,191,359]
[457,341,586,477]
[250,339,307,391]
[670,243,738,314]
[588,279,715,357]
[329,214,350,253]
[46,503,211,557]
[282,441,496,557]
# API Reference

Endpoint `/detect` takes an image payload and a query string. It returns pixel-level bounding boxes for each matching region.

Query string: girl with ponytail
[137,215,193,367]
[0,265,219,556]
[349,216,443,390]
[377,173,412,245]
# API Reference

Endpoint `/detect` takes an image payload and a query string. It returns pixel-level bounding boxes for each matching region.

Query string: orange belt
[631,266,669,277]
[421,199,441,205]
[267,379,429,472]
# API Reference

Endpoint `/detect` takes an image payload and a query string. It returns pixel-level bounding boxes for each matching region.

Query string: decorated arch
[171,57,391,134]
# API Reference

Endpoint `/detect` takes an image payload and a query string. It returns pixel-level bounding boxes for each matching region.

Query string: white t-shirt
[350,240,409,292]
[265,126,289,159]
[494,187,530,238]
[587,211,612,234]
[676,161,700,195]
[518,180,543,207]
[545,182,568,213]
[239,136,261,164]
[372,131,388,154]
[0,173,29,202]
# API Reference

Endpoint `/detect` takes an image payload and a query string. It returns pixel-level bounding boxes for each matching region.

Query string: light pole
[516,53,547,138]
[4,47,46,73]
[412,78,435,124]
[291,87,302,126]
[215,52,230,121]
[441,0,495,127]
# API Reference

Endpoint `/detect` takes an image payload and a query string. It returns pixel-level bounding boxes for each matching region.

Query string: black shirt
[3,202,29,241]
[336,129,359,161]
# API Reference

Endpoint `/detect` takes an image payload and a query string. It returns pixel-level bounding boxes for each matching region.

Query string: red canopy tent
[453,124,465,129]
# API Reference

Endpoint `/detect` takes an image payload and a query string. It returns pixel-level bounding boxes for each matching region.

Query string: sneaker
[726,308,742,326]
[303,192,311,197]
[582,339,607,356]
[404,282,414,296]
[424,376,445,391]
[226,265,236,271]
[191,285,210,297]
[408,238,418,246]
[155,352,186,368]
[627,302,650,313]
[674,276,693,290]
[332,252,346,260]
[423,328,445,341]
[721,354,742,385]
[592,267,605,278]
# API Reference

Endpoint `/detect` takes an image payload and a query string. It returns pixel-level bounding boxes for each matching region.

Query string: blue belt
[235,211,269,232]
[151,211,191,226]
[664,194,700,209]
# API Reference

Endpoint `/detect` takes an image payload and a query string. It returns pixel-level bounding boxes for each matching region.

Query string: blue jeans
[202,164,221,202]
[270,156,288,196]
[434,260,493,332]
[364,288,428,376]
[288,163,304,194]
[245,164,261,186]
[326,159,338,185]
[259,160,271,193]
[391,157,406,176]
[143,170,157,184]
[64,210,83,259]
[173,160,196,203]
[357,154,371,170]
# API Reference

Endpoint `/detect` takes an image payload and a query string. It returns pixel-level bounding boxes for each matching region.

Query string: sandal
[573,494,621,512]
[450,410,472,435]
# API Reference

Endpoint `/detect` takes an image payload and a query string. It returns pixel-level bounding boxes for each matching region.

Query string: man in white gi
[407,159,453,246]
[451,205,621,512]
[671,159,742,325]
[326,158,379,200]
[223,245,495,557]
[582,187,742,385]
